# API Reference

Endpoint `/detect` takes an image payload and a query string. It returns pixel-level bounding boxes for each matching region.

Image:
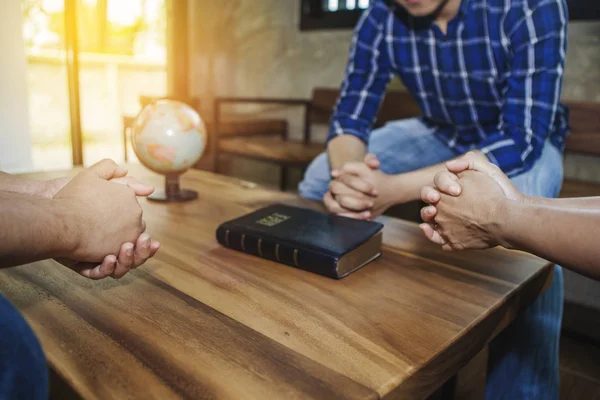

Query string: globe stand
[148,174,198,203]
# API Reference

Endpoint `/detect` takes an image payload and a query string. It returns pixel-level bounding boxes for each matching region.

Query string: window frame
[299,0,368,31]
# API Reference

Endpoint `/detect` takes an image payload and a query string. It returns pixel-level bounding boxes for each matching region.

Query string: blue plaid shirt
[329,0,569,176]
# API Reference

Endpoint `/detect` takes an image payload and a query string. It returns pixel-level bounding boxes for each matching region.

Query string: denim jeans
[0,294,48,399]
[299,117,563,399]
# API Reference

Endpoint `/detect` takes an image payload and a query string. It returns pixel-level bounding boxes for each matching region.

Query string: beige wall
[0,0,33,173]
[190,2,600,185]
[562,21,600,183]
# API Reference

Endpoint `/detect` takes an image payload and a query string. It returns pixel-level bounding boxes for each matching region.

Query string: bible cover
[216,204,383,279]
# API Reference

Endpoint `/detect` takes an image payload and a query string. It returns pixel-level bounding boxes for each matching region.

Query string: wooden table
[0,166,553,399]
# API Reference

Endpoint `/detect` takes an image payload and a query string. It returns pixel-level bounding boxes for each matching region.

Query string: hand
[56,233,160,280]
[420,169,509,251]
[325,154,393,219]
[40,177,71,199]
[53,159,149,262]
[420,150,525,228]
[428,151,524,202]
[40,166,155,199]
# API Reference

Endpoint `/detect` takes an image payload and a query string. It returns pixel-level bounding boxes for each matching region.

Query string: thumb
[111,177,155,196]
[340,162,369,177]
[364,153,380,169]
[446,159,470,174]
[86,159,128,180]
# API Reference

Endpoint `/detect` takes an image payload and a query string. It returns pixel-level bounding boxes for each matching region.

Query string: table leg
[432,346,488,400]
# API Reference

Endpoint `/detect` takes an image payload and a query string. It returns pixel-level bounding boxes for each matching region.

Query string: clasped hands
[47,160,160,280]
[419,151,525,251]
[324,153,394,220]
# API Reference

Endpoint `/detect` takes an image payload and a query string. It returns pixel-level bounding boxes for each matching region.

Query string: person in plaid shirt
[299,0,568,398]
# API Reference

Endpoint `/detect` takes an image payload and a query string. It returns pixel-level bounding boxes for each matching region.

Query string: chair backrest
[563,100,600,156]
[309,87,422,127]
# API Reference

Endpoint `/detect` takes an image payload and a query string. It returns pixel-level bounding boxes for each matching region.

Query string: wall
[0,0,33,173]
[562,21,600,183]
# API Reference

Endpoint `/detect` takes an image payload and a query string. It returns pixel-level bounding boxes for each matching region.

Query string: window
[21,0,178,170]
[324,0,370,11]
[300,0,372,31]
[569,0,600,20]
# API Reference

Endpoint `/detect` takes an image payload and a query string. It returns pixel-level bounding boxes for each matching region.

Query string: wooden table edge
[381,261,554,399]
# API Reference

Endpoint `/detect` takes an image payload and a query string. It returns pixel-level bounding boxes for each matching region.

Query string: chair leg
[280,166,288,191]
[123,126,128,163]
[214,155,220,174]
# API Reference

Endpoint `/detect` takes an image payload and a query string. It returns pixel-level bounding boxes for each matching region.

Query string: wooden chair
[213,88,422,191]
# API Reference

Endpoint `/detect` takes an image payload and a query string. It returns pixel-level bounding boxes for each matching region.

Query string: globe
[132,99,207,202]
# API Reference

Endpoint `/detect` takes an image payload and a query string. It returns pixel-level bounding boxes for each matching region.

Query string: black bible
[216,204,383,279]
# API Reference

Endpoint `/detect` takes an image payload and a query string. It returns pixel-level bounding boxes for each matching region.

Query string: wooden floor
[560,335,600,400]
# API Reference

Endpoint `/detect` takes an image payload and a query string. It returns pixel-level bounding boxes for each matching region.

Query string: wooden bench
[560,100,600,197]
[213,88,421,191]
[557,100,600,345]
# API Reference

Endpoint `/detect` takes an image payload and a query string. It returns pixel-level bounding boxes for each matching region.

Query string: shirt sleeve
[327,2,393,144]
[477,0,567,176]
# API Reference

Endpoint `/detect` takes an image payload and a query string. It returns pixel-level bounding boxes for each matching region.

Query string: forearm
[327,135,367,170]
[0,191,74,267]
[0,172,48,197]
[498,200,600,280]
[527,196,600,210]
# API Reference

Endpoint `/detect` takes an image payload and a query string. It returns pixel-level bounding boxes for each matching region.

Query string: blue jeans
[299,118,564,400]
[0,294,48,399]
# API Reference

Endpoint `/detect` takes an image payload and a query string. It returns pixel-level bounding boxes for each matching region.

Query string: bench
[560,100,600,197]
[213,88,421,191]
[557,100,600,344]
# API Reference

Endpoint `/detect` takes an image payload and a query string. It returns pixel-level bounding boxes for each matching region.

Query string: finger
[324,191,369,219]
[323,191,344,214]
[329,180,374,200]
[133,233,152,268]
[93,254,118,279]
[340,162,370,177]
[113,242,135,279]
[449,152,516,197]
[149,240,161,256]
[419,224,447,245]
[86,159,127,180]
[331,169,340,178]
[447,151,494,175]
[446,159,471,173]
[364,153,380,169]
[337,173,377,196]
[421,186,441,204]
[111,177,155,196]
[339,210,371,220]
[420,205,438,222]
[75,255,117,280]
[141,219,147,233]
[433,171,462,196]
[336,194,374,212]
[442,244,454,252]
